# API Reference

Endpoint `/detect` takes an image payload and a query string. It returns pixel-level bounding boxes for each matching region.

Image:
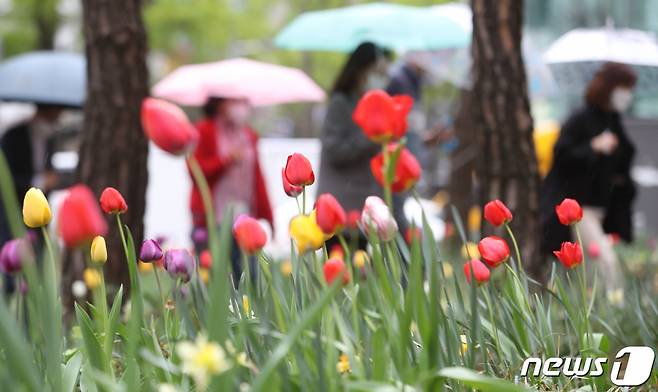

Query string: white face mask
[610,88,633,112]
[225,102,251,126]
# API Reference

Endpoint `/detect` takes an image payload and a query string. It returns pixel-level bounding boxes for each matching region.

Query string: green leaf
[436,367,531,392]
[251,282,341,391]
[104,285,124,362]
[75,303,110,375]
[0,296,42,390]
[63,351,83,392]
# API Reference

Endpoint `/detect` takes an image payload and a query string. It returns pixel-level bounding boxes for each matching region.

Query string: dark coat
[540,105,636,255]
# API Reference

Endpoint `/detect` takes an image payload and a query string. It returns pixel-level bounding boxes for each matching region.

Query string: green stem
[302,187,307,215]
[574,225,591,347]
[382,144,393,211]
[504,224,523,273]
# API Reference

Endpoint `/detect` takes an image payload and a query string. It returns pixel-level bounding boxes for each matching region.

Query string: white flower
[157,384,179,392]
[361,196,398,242]
[176,333,231,391]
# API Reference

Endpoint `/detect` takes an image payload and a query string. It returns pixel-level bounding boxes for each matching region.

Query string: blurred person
[386,52,453,173]
[0,104,63,293]
[540,62,637,291]
[316,42,402,247]
[190,97,273,283]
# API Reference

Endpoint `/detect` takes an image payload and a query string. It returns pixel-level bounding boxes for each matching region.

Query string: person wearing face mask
[540,62,637,291]
[189,97,272,283]
[317,42,403,248]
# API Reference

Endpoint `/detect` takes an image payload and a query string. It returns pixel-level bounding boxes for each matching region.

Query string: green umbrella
[274,2,470,52]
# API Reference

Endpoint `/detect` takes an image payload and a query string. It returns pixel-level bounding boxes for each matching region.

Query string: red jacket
[189,118,273,228]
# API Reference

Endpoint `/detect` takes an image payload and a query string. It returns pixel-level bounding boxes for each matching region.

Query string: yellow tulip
[198,268,209,284]
[138,261,154,272]
[22,187,52,228]
[461,242,480,259]
[83,268,102,290]
[336,353,351,374]
[280,260,293,277]
[353,250,369,269]
[289,214,325,254]
[467,206,481,233]
[90,235,107,264]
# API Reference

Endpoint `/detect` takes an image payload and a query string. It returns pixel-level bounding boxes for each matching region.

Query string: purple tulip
[192,227,208,247]
[0,239,30,274]
[164,249,194,282]
[140,239,163,262]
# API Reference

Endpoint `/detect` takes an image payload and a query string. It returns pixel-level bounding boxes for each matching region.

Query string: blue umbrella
[0,51,86,107]
[274,3,470,52]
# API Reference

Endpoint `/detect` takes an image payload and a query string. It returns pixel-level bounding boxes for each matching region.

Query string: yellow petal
[289,214,325,254]
[353,250,369,269]
[22,187,52,228]
[90,236,107,264]
[83,268,102,290]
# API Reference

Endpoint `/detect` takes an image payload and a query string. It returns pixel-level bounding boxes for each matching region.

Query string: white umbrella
[544,27,658,66]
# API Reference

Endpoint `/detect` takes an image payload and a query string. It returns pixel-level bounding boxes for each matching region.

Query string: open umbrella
[0,51,86,107]
[152,58,325,106]
[544,26,658,94]
[274,2,470,52]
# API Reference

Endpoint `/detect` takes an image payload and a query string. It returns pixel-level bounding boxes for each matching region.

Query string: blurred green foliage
[0,0,59,57]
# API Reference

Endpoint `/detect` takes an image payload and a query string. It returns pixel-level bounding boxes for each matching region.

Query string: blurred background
[1,0,657,285]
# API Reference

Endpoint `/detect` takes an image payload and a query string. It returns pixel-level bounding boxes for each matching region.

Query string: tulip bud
[289,214,325,254]
[346,210,361,230]
[100,187,128,215]
[140,239,164,262]
[22,187,52,228]
[58,185,108,248]
[141,98,199,155]
[233,215,267,254]
[280,260,293,277]
[553,241,583,269]
[360,196,398,242]
[483,200,513,227]
[315,193,347,235]
[164,249,194,282]
[83,268,102,290]
[90,235,107,265]
[284,153,314,187]
[199,249,212,269]
[555,198,583,226]
[353,250,369,269]
[323,258,349,285]
[370,145,421,193]
[191,227,208,247]
[282,168,303,197]
[463,259,490,285]
[329,244,344,260]
[477,236,510,268]
[0,238,31,274]
[587,242,601,259]
[352,90,413,143]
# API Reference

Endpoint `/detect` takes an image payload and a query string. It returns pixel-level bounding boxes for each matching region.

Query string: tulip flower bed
[0,92,657,391]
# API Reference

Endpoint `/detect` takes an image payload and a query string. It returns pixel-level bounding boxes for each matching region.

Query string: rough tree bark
[75,0,149,287]
[469,0,542,274]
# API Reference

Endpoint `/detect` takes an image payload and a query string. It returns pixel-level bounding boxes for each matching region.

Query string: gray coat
[316,93,382,212]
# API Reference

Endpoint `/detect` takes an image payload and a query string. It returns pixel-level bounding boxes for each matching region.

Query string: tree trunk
[470,0,542,275]
[75,0,149,288]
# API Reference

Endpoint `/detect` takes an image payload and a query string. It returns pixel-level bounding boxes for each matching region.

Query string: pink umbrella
[152,58,325,106]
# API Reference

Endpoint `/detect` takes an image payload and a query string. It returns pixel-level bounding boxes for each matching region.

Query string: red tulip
[478,236,510,268]
[58,185,108,248]
[282,168,302,197]
[100,187,128,214]
[587,242,601,258]
[483,200,513,226]
[199,249,212,269]
[555,198,583,226]
[405,227,422,245]
[346,210,361,230]
[284,153,314,187]
[141,97,199,155]
[232,215,267,254]
[553,242,583,269]
[353,90,413,143]
[370,145,421,193]
[323,257,349,285]
[463,259,490,285]
[315,193,347,235]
